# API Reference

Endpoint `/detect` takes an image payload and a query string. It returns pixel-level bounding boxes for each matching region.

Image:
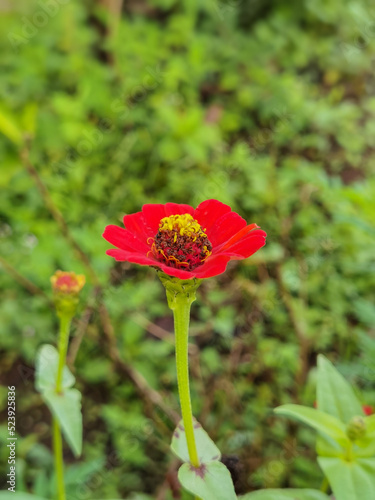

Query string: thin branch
[102,0,123,37]
[131,313,174,343]
[0,255,53,307]
[275,263,310,389]
[155,458,181,500]
[97,297,179,424]
[67,288,99,367]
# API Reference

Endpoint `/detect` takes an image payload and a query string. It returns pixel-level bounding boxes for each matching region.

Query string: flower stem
[173,298,200,468]
[345,441,354,462]
[55,315,71,393]
[158,273,202,468]
[53,314,71,500]
[53,416,66,500]
[320,477,329,493]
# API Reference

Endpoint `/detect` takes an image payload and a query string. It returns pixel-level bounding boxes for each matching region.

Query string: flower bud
[346,416,367,441]
[51,270,85,318]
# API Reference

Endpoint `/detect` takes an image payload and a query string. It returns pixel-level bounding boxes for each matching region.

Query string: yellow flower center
[151,214,212,270]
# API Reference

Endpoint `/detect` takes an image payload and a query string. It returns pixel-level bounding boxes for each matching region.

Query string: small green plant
[275,355,375,500]
[36,271,85,500]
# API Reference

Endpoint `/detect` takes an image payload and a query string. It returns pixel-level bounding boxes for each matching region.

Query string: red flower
[103,200,266,279]
[363,405,373,416]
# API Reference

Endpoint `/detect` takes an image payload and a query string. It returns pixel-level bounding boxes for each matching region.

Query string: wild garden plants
[2,200,374,500]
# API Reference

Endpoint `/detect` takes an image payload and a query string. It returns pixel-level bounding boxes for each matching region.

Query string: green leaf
[317,355,364,423]
[43,388,82,457]
[318,457,375,500]
[21,103,38,135]
[366,415,375,436]
[35,345,82,457]
[178,461,237,500]
[239,489,331,499]
[0,105,23,145]
[35,345,75,393]
[275,404,349,446]
[315,434,344,458]
[171,420,221,463]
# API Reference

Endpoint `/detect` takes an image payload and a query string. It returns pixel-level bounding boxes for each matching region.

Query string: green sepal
[157,271,202,309]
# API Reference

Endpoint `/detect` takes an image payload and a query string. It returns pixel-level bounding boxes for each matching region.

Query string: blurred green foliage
[1,0,375,498]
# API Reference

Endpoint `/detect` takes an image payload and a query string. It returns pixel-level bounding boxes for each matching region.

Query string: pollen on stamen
[152,214,212,271]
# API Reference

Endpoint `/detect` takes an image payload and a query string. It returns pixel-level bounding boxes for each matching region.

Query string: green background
[1,0,375,498]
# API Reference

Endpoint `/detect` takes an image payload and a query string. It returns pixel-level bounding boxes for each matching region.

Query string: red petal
[164,203,194,217]
[157,263,196,279]
[194,254,232,278]
[194,199,232,233]
[208,211,247,248]
[219,224,260,251]
[106,249,157,266]
[106,249,196,279]
[123,211,154,243]
[141,204,166,233]
[221,229,267,258]
[103,225,149,253]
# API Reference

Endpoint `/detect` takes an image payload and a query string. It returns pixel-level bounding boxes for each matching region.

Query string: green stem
[53,314,71,500]
[320,477,329,493]
[53,416,66,500]
[345,441,354,462]
[158,274,202,500]
[173,298,200,468]
[55,315,71,393]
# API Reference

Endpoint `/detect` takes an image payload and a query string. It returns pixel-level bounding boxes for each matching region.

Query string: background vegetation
[1,0,375,498]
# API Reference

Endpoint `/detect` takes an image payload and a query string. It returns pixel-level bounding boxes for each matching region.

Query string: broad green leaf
[33,467,49,498]
[178,461,236,500]
[318,457,375,500]
[354,416,375,457]
[21,103,38,135]
[35,345,75,393]
[275,404,349,446]
[0,494,47,500]
[0,105,22,145]
[353,437,375,458]
[316,434,344,458]
[239,489,331,499]
[171,420,221,463]
[35,345,82,457]
[43,388,82,457]
[366,415,375,436]
[317,355,363,423]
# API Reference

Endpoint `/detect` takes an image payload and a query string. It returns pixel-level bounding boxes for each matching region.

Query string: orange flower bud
[50,270,85,318]
[51,271,85,294]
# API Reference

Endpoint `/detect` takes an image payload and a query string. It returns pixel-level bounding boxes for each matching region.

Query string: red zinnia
[363,405,373,416]
[103,199,266,279]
